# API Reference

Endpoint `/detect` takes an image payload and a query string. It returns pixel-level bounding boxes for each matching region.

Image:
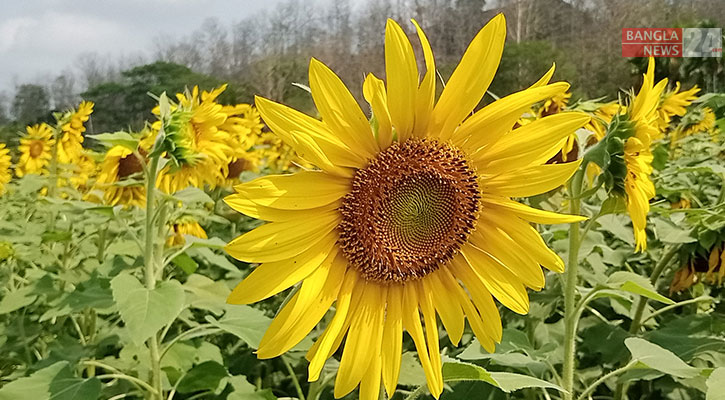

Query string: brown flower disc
[338,138,480,283]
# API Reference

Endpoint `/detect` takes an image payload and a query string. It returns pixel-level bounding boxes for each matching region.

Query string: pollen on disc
[338,138,480,283]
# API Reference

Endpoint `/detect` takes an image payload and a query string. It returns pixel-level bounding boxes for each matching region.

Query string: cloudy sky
[0,0,283,92]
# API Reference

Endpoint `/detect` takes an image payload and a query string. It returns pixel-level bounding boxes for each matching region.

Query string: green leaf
[49,364,101,400]
[183,274,230,315]
[625,337,700,378]
[205,305,271,349]
[441,362,565,393]
[442,362,498,386]
[172,187,213,205]
[177,361,228,394]
[111,273,186,345]
[706,368,725,400]
[171,253,198,275]
[87,132,139,150]
[0,286,38,314]
[607,271,675,304]
[653,218,697,244]
[488,372,565,393]
[41,231,72,243]
[0,362,66,400]
[226,375,277,400]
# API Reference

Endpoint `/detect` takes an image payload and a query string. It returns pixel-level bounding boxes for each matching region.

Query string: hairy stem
[144,155,163,400]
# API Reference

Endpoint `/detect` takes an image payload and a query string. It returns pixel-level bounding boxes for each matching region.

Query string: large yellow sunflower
[623,58,667,251]
[94,146,146,207]
[167,217,208,246]
[0,143,11,194]
[224,15,588,400]
[16,123,54,177]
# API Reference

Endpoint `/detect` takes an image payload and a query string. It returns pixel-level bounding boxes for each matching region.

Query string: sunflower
[0,144,11,194]
[670,244,725,294]
[657,82,699,131]
[58,101,94,164]
[153,86,236,193]
[673,107,718,144]
[167,217,208,246]
[224,15,588,400]
[16,123,54,177]
[621,58,667,252]
[95,146,146,207]
[219,148,260,187]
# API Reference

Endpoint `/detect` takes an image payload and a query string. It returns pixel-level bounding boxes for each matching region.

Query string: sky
[0,0,283,93]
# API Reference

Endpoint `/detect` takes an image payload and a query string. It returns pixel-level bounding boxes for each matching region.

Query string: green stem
[282,357,306,400]
[144,155,163,400]
[48,125,60,199]
[562,167,585,400]
[576,362,637,400]
[96,374,159,396]
[628,244,680,334]
[640,295,712,325]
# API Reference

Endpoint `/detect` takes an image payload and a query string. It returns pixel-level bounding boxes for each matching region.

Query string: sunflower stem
[144,153,163,400]
[562,166,585,400]
[282,356,305,400]
[404,385,428,400]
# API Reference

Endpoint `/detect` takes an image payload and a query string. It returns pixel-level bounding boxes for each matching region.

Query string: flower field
[1,11,725,400]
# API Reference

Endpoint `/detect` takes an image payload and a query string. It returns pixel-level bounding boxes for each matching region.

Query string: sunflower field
[1,13,725,400]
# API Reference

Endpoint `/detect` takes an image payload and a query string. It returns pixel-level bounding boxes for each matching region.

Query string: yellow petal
[480,195,586,224]
[255,96,364,168]
[307,270,358,381]
[448,256,502,342]
[233,171,349,210]
[382,285,403,398]
[529,63,556,88]
[224,193,340,222]
[309,58,379,157]
[287,129,355,178]
[225,212,339,263]
[412,19,435,138]
[226,231,337,303]
[481,160,581,198]
[363,73,393,148]
[334,283,386,398]
[483,207,566,273]
[438,267,496,351]
[257,250,345,358]
[426,272,464,345]
[475,112,590,170]
[416,281,444,397]
[385,19,418,141]
[359,355,382,400]
[431,14,506,141]
[459,248,530,314]
[469,224,545,290]
[402,285,442,398]
[454,82,570,151]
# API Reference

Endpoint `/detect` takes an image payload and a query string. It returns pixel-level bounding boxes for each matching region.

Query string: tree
[11,84,51,126]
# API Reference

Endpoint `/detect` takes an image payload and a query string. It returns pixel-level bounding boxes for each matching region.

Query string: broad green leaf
[653,218,697,244]
[49,364,101,400]
[607,271,675,304]
[183,274,230,315]
[41,231,72,243]
[596,214,634,243]
[442,362,498,386]
[227,375,277,400]
[0,362,66,400]
[171,253,198,275]
[706,368,725,400]
[488,372,565,393]
[205,305,271,349]
[172,187,214,205]
[177,361,228,394]
[625,337,700,378]
[87,132,139,150]
[0,286,37,314]
[441,362,564,393]
[397,352,427,387]
[188,247,239,274]
[111,273,186,345]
